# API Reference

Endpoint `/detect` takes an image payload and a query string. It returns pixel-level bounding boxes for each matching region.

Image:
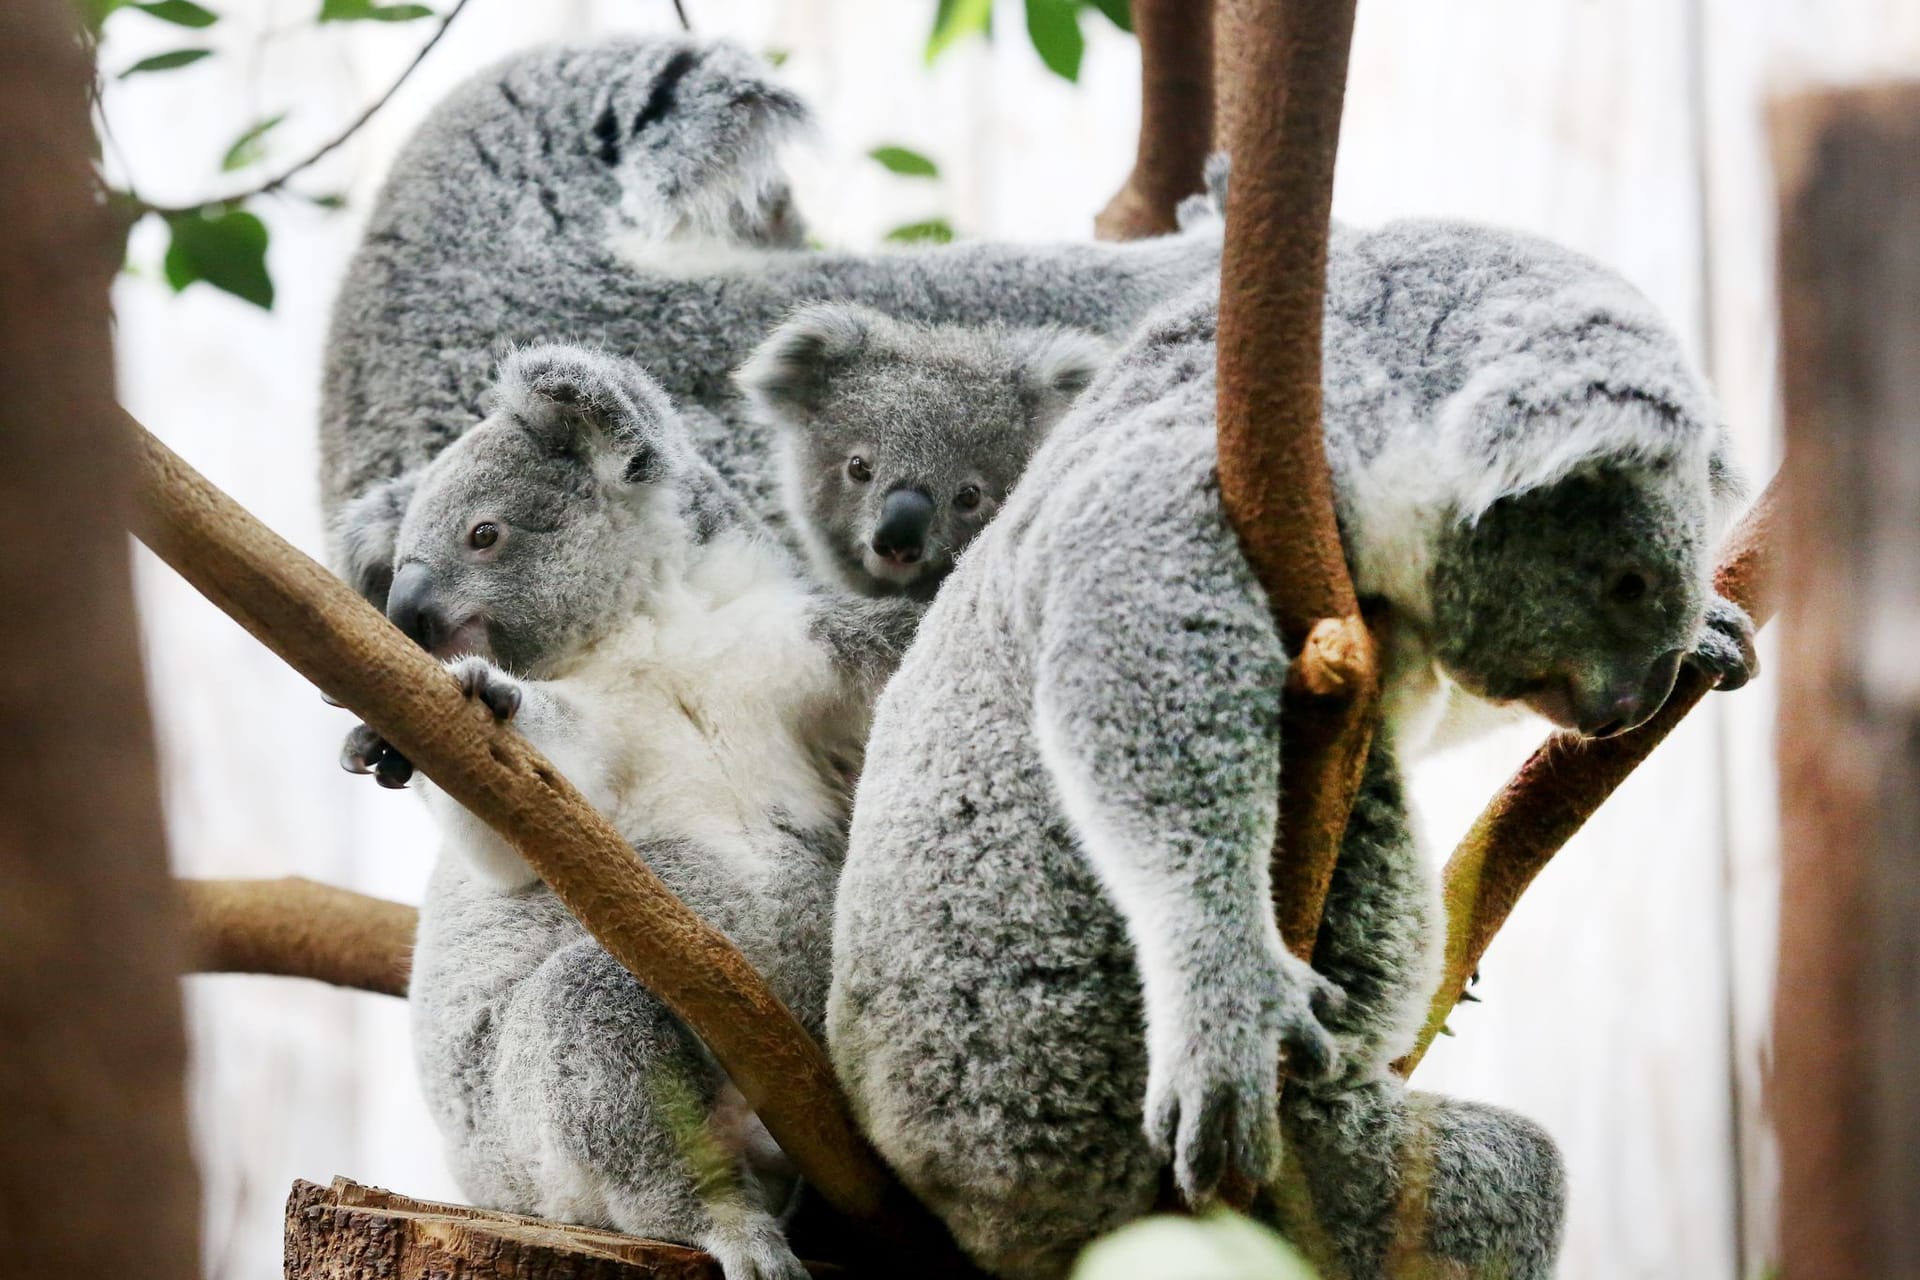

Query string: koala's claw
[1688,594,1759,692]
[340,723,413,790]
[449,655,523,721]
[1147,1057,1280,1208]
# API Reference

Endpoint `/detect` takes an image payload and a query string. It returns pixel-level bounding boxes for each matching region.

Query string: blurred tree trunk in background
[0,2,201,1275]
[1774,83,1920,1280]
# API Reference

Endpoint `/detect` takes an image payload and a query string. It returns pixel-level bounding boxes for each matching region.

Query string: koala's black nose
[1577,649,1684,738]
[871,488,935,565]
[385,562,447,652]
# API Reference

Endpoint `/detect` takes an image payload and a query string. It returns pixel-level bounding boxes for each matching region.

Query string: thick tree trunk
[1772,83,1920,1280]
[0,2,200,1274]
[1094,0,1215,240]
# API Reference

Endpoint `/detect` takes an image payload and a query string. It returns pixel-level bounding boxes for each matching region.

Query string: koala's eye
[847,455,873,483]
[1608,570,1648,604]
[468,521,501,550]
[954,484,983,511]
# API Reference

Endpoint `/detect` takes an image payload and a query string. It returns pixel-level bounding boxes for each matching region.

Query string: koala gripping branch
[1399,478,1783,1074]
[125,418,965,1265]
[1212,0,1379,961]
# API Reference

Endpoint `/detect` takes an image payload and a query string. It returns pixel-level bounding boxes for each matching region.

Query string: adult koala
[829,221,1757,1279]
[324,37,1221,607]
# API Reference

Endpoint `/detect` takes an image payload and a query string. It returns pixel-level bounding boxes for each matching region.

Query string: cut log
[284,1178,849,1279]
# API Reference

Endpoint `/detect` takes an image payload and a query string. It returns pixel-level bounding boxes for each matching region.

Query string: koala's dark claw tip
[373,752,414,789]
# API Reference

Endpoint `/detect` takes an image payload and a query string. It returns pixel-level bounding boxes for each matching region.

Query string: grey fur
[389,345,907,1280]
[322,37,1221,604]
[830,224,1758,1277]
[737,303,1112,600]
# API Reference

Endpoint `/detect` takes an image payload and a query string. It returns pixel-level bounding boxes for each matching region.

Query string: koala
[736,303,1112,600]
[356,343,914,1280]
[323,36,1222,608]
[828,218,1758,1279]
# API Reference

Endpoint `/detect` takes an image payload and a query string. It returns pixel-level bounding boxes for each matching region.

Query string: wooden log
[1771,82,1920,1280]
[1094,0,1215,240]
[181,876,417,996]
[284,1177,850,1279]
[1212,0,1378,962]
[0,2,201,1273]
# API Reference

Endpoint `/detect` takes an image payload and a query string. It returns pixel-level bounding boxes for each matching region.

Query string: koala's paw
[1144,953,1342,1204]
[702,1219,809,1280]
[339,722,413,790]
[1688,594,1759,692]
[449,655,523,721]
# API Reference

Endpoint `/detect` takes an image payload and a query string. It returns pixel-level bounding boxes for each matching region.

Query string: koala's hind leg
[1267,1081,1566,1280]
[503,937,808,1280]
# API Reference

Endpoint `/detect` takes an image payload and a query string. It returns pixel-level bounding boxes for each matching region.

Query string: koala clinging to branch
[830,218,1757,1279]
[324,36,1221,603]
[737,303,1113,600]
[350,343,914,1280]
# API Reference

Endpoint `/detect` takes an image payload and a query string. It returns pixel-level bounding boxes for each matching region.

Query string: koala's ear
[735,302,879,423]
[332,472,419,610]
[497,344,675,483]
[1018,327,1114,425]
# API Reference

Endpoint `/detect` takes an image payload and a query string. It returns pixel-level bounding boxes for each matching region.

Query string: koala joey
[829,219,1759,1279]
[345,343,913,1280]
[737,303,1112,600]
[323,35,1222,598]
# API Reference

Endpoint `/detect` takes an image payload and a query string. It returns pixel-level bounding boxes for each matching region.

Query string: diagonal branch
[1213,0,1377,962]
[1094,0,1215,241]
[127,419,968,1266]
[181,877,417,997]
[1399,478,1782,1073]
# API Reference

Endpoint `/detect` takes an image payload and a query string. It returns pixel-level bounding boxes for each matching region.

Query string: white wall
[100,1,1920,1276]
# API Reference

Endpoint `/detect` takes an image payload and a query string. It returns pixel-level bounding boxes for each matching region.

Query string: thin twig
[671,0,691,32]
[138,0,471,219]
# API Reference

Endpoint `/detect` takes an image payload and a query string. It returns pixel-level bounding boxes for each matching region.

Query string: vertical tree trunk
[0,2,201,1275]
[1773,83,1920,1280]
[1094,0,1215,241]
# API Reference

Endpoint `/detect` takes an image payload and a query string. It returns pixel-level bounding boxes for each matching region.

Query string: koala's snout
[871,487,935,566]
[1573,648,1685,739]
[386,562,490,661]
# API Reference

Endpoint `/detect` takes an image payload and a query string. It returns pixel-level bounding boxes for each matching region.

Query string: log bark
[1770,83,1920,1280]
[182,876,417,996]
[1399,479,1781,1073]
[1212,0,1377,961]
[0,2,200,1273]
[1094,0,1215,240]
[128,423,965,1268]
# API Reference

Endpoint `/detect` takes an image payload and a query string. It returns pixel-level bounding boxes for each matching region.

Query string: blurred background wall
[99,1,1920,1276]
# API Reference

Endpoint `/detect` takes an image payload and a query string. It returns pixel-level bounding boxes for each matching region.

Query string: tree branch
[126,419,967,1267]
[1399,478,1782,1073]
[181,877,416,997]
[1094,0,1214,241]
[1213,0,1377,962]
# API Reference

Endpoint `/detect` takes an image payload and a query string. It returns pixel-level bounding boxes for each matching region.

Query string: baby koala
[335,344,913,1280]
[737,302,1111,601]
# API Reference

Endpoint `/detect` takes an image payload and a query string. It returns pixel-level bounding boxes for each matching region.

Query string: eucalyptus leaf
[221,112,287,172]
[869,145,940,179]
[926,0,993,64]
[885,218,954,245]
[1083,0,1132,33]
[318,0,434,22]
[118,47,213,77]
[163,208,274,309]
[1024,0,1085,82]
[133,0,219,27]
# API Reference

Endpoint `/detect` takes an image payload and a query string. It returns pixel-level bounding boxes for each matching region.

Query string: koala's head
[333,345,728,676]
[737,303,1111,600]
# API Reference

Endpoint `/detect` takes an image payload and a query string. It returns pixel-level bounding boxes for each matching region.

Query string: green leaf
[163,207,274,309]
[133,0,219,27]
[926,0,992,64]
[302,192,350,211]
[885,217,954,245]
[220,113,287,172]
[118,47,213,77]
[1082,0,1132,33]
[762,48,790,69]
[869,145,940,179]
[79,0,132,32]
[318,0,434,21]
[1024,0,1085,81]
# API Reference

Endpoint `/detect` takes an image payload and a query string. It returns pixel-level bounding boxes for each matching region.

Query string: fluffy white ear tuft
[735,302,881,423]
[1020,327,1114,423]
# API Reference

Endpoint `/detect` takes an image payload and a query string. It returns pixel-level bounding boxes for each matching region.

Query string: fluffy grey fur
[829,221,1758,1278]
[736,303,1112,600]
[379,344,913,1280]
[323,37,1220,607]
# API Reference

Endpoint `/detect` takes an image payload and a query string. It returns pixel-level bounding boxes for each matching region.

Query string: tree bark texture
[183,876,417,996]
[127,422,963,1267]
[1399,479,1782,1073]
[0,2,201,1275]
[1771,83,1920,1280]
[1212,0,1377,961]
[1094,0,1215,240]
